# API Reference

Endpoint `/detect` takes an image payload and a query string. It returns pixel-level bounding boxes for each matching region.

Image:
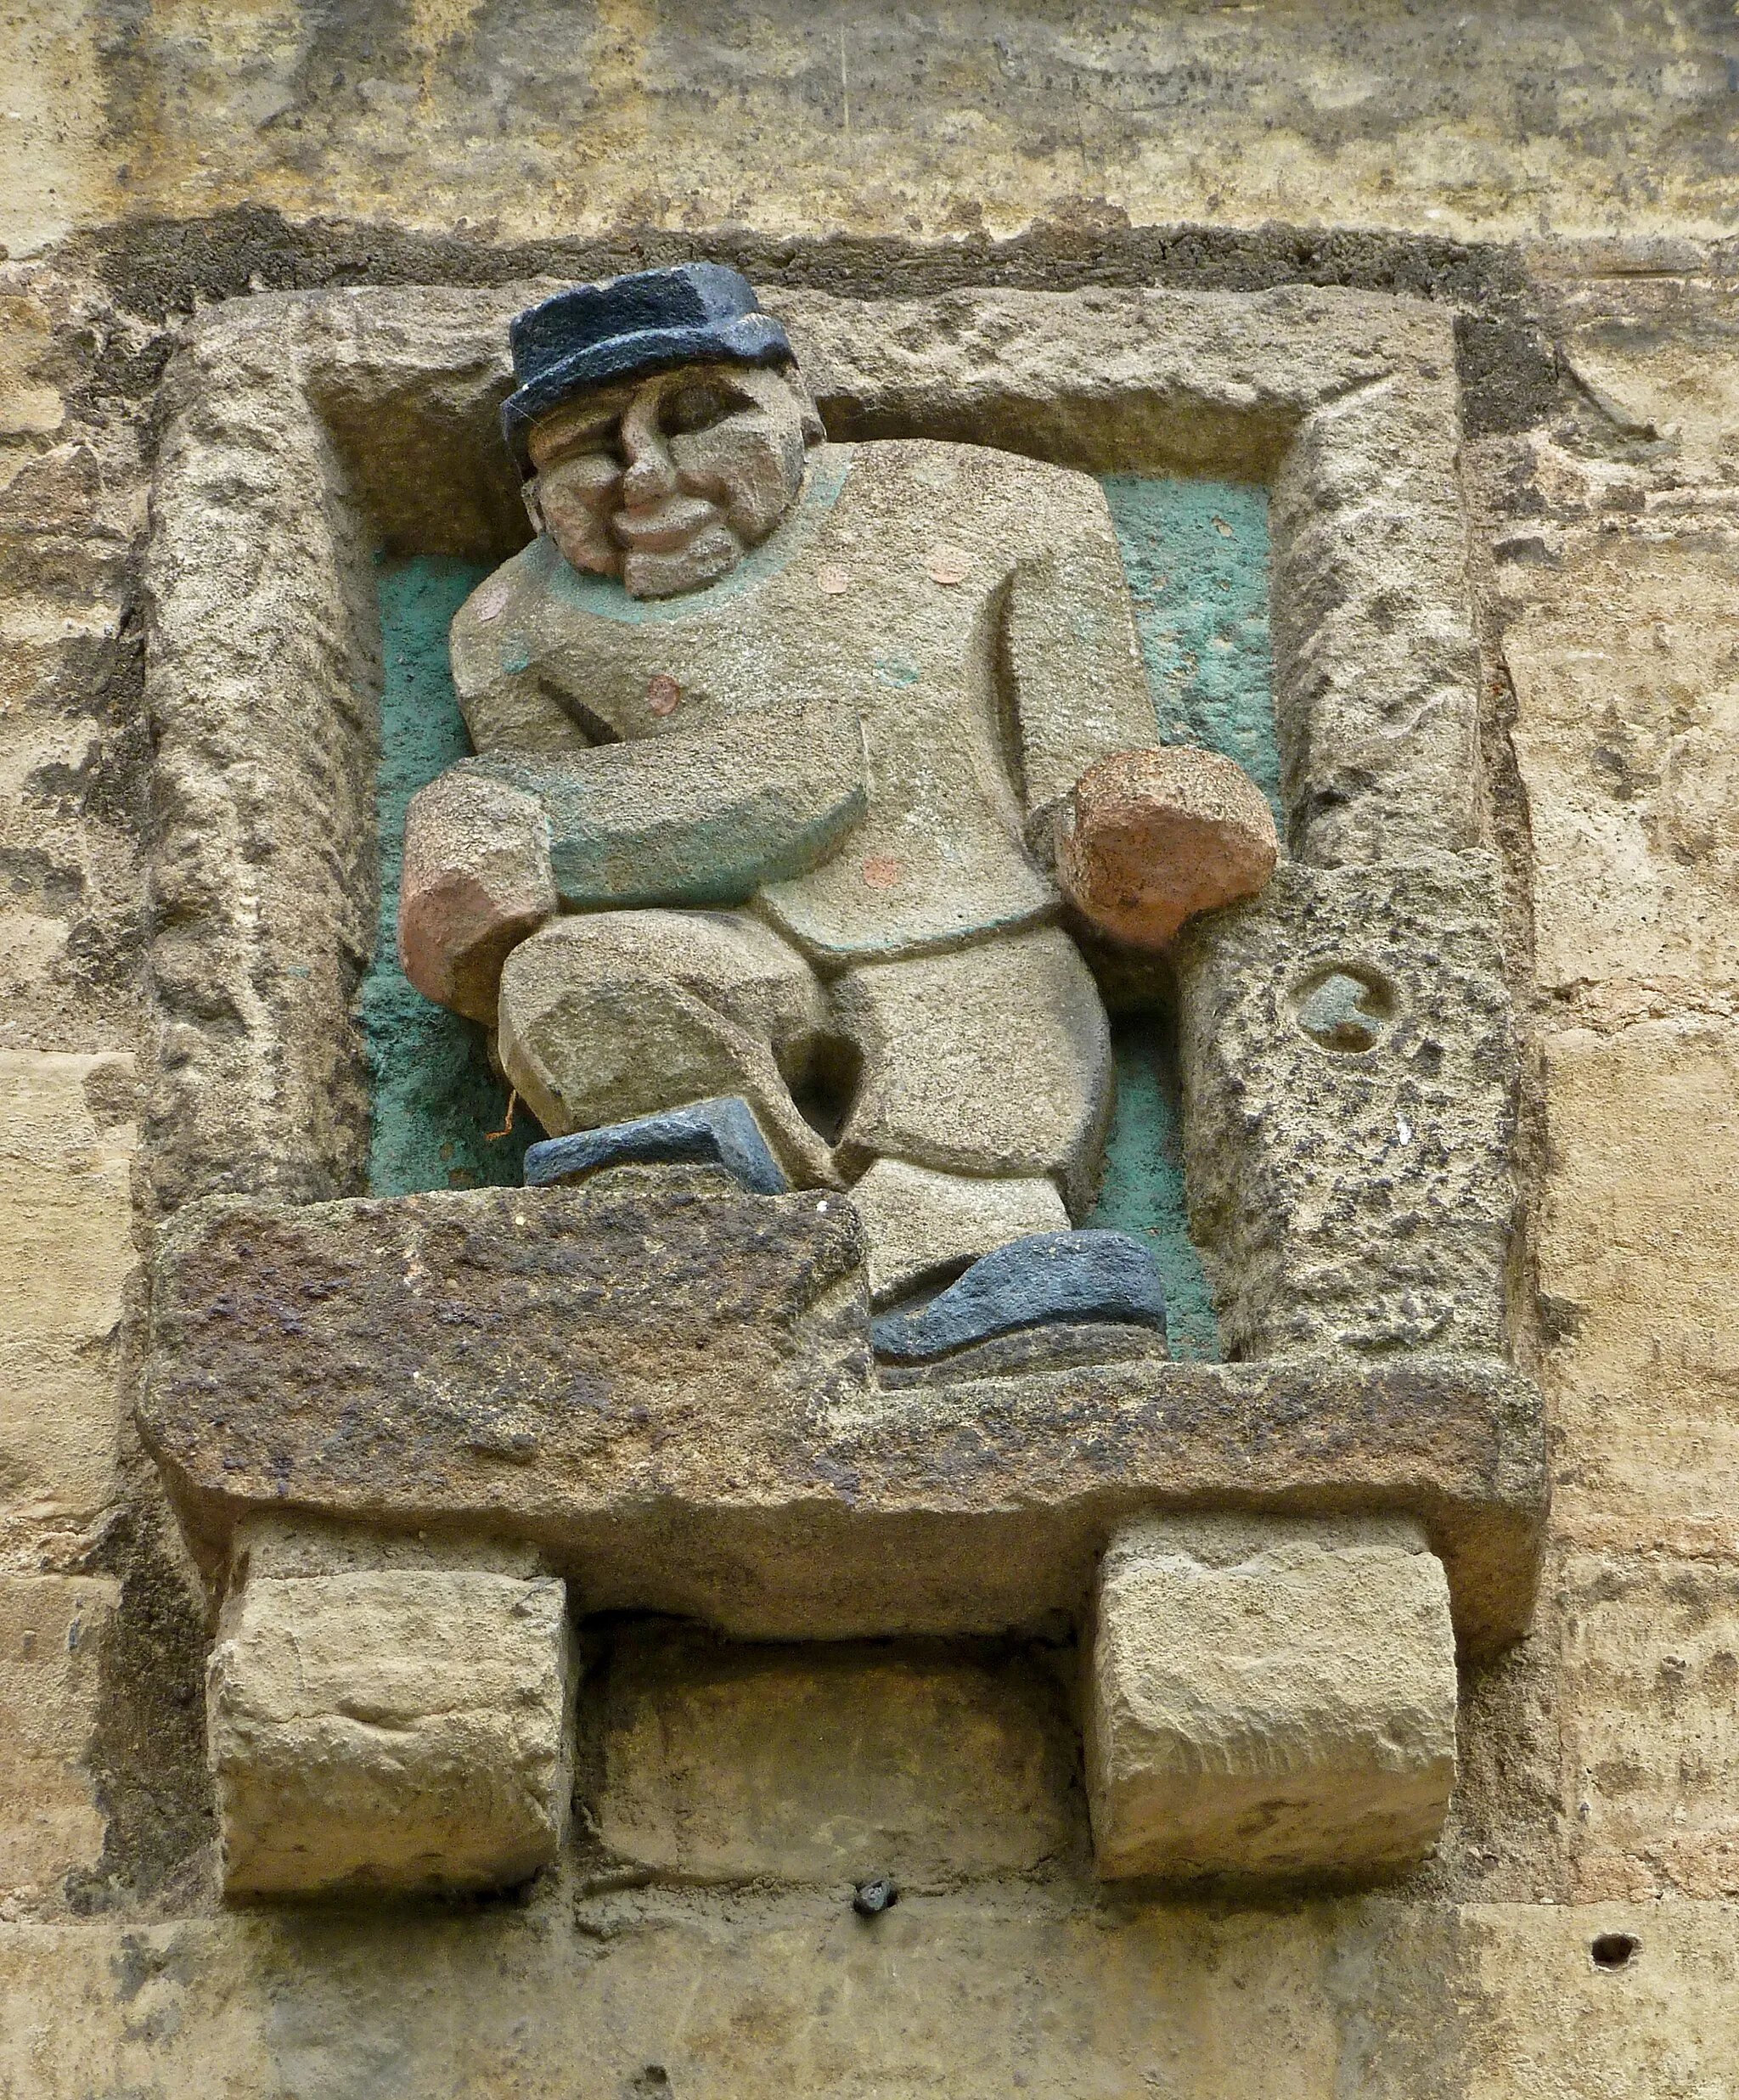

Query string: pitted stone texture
[498,908,835,1185]
[847,1159,1067,1307]
[398,768,556,1023]
[145,306,384,1209]
[207,1558,576,1896]
[596,1630,1078,1884]
[1267,363,1480,866]
[1056,746,1279,950]
[1084,1514,1457,1882]
[138,1182,1542,1656]
[832,926,1113,1216]
[1176,853,1516,1360]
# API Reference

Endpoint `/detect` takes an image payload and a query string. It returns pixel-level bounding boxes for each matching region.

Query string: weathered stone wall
[3,3,1737,2092]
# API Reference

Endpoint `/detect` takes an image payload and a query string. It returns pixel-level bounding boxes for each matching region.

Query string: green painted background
[361,556,537,1196]
[1083,477,1275,1359]
[362,479,1276,1359]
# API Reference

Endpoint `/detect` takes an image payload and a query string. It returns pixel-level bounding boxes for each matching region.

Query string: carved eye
[664,382,743,436]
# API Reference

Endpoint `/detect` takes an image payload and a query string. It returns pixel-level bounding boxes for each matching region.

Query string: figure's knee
[497,911,835,1185]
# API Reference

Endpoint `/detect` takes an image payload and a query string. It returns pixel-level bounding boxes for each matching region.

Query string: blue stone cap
[871,1230,1168,1365]
[522,1095,791,1197]
[501,263,795,475]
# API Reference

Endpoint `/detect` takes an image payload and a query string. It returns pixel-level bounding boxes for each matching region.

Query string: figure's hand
[1055,746,1279,950]
[398,771,558,1022]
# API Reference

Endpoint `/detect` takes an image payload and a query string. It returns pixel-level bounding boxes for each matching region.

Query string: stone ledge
[138,1175,1544,1658]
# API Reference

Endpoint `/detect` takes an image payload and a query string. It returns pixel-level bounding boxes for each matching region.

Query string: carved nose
[620,385,679,506]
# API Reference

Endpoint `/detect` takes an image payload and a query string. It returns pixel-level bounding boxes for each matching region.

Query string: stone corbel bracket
[138,277,1542,1665]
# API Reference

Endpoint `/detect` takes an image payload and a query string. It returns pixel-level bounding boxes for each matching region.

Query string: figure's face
[526,363,816,598]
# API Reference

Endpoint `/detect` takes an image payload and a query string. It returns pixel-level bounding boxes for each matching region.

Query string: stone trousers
[496,909,1115,1294]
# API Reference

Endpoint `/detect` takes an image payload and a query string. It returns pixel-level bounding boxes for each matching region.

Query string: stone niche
[136,279,1542,1894]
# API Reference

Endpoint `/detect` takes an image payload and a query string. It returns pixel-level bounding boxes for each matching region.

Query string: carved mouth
[611,493,722,554]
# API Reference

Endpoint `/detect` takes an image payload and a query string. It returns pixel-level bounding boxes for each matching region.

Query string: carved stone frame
[143,280,1481,1210]
[139,281,1540,1657]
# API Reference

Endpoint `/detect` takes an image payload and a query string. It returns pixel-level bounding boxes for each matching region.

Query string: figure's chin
[623,526,741,599]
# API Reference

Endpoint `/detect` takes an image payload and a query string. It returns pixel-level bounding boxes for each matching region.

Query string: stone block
[1539,1021,1739,1556]
[1177,854,1516,1360]
[1559,1551,1739,1901]
[847,1157,1067,1306]
[206,1550,576,1896]
[138,1180,1545,1654]
[0,1575,115,1895]
[1506,532,1739,1022]
[0,1051,136,1531]
[1084,1514,1458,1880]
[597,1630,1078,1883]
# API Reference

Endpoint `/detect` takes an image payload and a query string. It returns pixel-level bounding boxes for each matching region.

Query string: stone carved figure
[400,265,1277,1353]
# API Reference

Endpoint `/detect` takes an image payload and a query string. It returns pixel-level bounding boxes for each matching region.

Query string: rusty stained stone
[138,1175,1545,1658]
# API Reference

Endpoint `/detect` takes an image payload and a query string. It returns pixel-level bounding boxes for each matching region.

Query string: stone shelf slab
[138,1175,1544,1658]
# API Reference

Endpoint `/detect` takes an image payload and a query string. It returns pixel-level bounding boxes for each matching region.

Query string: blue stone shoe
[870,1230,1168,1364]
[523,1095,791,1196]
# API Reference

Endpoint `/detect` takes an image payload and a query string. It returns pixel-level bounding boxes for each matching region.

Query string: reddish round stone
[1056,746,1280,950]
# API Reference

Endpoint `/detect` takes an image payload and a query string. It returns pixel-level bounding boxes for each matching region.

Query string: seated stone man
[400,263,1276,1352]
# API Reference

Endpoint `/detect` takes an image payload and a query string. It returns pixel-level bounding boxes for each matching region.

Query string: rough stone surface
[1177,854,1517,1360]
[7,8,1739,2083]
[11,5,1739,258]
[1505,525,1739,1029]
[138,1178,1542,1656]
[1539,1021,1739,1558]
[847,1158,1068,1306]
[595,1629,1078,1885]
[1559,1551,1739,1904]
[1056,745,1280,949]
[207,1548,576,1897]
[0,1052,135,1550]
[1085,1515,1458,1881]
[871,1230,1168,1363]
[0,1576,116,1899]
[143,311,382,1212]
[525,1095,791,1196]
[397,766,556,1024]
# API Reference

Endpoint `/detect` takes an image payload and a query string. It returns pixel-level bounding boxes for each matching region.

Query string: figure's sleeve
[1000,489,1157,846]
[462,699,868,910]
[448,583,592,757]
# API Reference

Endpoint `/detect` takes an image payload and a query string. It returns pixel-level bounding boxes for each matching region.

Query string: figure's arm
[398,701,866,1018]
[470,698,867,909]
[1000,498,1157,853]
[1000,486,1280,950]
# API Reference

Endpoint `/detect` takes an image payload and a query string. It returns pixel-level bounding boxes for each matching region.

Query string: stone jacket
[447,440,1156,966]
